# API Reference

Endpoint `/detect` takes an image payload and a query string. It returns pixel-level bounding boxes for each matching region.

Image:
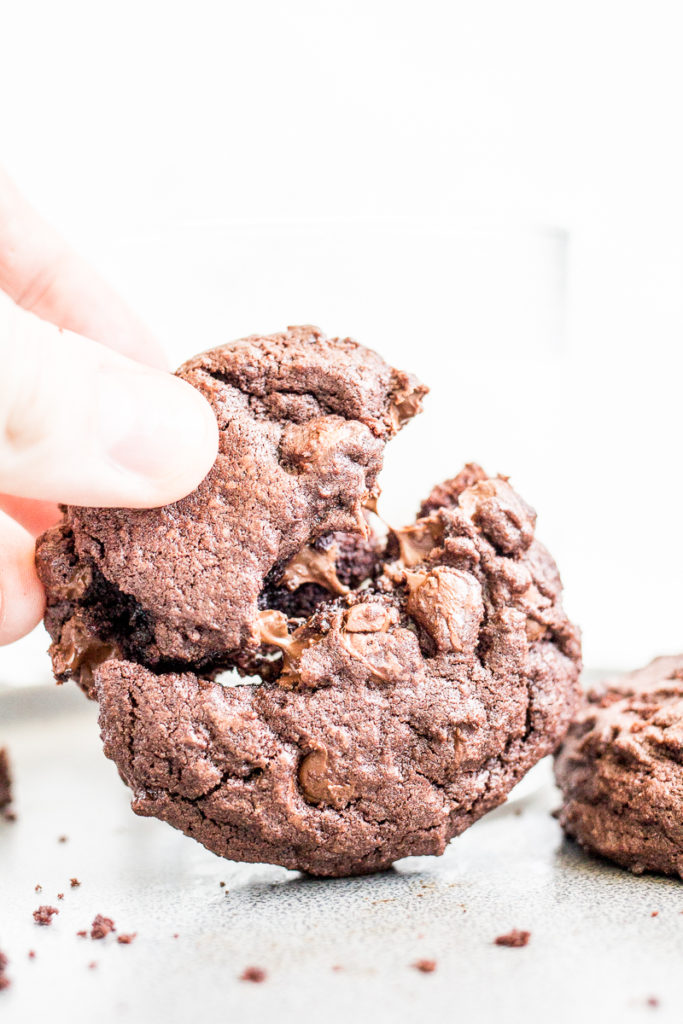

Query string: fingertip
[0,514,46,646]
[99,370,220,507]
[0,316,220,510]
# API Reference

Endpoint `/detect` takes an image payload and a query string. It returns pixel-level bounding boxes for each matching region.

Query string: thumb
[0,297,218,508]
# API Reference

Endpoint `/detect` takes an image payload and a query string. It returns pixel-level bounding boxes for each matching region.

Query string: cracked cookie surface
[36,328,581,877]
[36,326,420,690]
[555,656,683,878]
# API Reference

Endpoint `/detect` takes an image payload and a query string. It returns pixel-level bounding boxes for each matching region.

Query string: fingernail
[96,369,218,502]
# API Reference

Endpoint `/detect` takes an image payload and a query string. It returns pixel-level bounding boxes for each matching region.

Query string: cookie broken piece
[94,469,580,877]
[36,326,423,691]
[555,656,683,879]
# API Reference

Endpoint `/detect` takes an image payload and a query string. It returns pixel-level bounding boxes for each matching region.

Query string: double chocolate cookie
[555,656,683,879]
[37,326,581,877]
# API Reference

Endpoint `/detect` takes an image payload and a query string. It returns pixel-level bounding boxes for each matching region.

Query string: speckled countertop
[1,682,681,1024]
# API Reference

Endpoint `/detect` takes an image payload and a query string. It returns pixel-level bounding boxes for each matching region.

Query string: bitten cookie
[555,656,683,878]
[37,327,581,877]
[36,326,420,691]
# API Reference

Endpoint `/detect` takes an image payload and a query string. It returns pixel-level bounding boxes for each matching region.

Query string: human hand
[0,169,219,645]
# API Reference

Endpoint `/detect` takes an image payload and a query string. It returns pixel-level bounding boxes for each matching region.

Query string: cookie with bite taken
[37,326,581,877]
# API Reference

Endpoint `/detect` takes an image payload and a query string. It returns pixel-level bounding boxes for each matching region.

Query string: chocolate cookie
[37,327,581,877]
[36,326,419,691]
[555,656,683,878]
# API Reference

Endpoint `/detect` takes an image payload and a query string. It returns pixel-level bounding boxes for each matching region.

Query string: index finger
[0,167,168,369]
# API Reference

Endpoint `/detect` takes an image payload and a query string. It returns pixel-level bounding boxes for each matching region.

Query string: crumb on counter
[413,959,437,973]
[0,952,10,991]
[91,915,115,940]
[33,905,59,926]
[240,966,266,983]
[494,929,530,948]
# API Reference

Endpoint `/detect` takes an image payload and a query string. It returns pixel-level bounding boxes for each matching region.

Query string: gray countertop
[1,683,682,1024]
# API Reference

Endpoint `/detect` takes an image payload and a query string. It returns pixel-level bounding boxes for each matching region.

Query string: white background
[0,0,682,679]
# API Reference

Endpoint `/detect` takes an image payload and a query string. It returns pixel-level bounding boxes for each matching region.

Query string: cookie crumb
[651,911,659,918]
[91,915,115,940]
[70,878,81,888]
[219,881,225,888]
[34,884,42,893]
[494,929,530,948]
[57,893,64,900]
[413,959,437,973]
[117,933,137,945]
[33,905,59,926]
[76,931,87,938]
[0,952,10,991]
[58,835,68,843]
[240,966,266,983]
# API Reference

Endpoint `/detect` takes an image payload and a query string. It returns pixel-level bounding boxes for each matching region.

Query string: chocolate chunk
[418,463,489,517]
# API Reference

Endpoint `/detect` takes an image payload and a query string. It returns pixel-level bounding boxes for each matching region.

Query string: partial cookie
[95,471,581,877]
[36,326,423,692]
[554,656,683,878]
[0,749,12,815]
